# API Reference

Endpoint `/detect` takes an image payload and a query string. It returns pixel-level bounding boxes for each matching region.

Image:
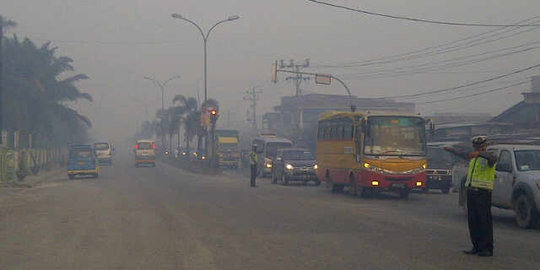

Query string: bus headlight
[285,164,294,170]
[313,164,319,170]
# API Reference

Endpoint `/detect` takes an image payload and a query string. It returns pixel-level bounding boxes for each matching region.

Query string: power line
[339,40,540,79]
[317,16,540,69]
[306,0,540,27]
[380,62,540,99]
[418,80,529,104]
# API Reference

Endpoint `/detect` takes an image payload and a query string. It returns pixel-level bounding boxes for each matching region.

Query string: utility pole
[243,88,262,130]
[279,59,310,96]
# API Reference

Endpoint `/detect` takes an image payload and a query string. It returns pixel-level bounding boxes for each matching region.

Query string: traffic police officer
[445,136,497,257]
[249,145,258,187]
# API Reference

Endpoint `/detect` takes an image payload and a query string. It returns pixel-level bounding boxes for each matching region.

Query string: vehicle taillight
[135,144,139,150]
[152,142,156,149]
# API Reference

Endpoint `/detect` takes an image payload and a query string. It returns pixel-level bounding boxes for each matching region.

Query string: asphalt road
[1,154,539,270]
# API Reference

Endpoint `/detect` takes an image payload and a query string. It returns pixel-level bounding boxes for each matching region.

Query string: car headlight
[266,163,273,168]
[201,156,206,160]
[422,164,427,169]
[285,164,294,170]
[313,164,319,170]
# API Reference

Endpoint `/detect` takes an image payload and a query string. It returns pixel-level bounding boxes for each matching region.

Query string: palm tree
[172,94,198,150]
[2,33,92,146]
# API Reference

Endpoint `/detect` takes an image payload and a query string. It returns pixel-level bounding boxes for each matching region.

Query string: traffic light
[209,108,218,123]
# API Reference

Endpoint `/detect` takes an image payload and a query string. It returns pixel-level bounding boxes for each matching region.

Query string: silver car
[459,144,540,229]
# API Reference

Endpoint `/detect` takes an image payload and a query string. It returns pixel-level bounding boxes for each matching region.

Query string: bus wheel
[348,176,358,197]
[400,188,410,199]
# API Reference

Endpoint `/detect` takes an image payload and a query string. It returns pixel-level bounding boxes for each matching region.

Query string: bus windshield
[364,116,426,156]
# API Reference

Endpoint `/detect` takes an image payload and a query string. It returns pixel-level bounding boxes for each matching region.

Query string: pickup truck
[458,144,540,229]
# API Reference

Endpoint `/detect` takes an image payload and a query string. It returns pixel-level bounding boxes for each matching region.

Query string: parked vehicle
[272,148,320,185]
[317,111,429,199]
[94,142,113,165]
[134,139,156,167]
[67,144,99,179]
[252,136,293,177]
[458,144,540,228]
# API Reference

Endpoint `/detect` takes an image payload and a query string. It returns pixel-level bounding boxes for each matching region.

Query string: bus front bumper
[360,170,426,190]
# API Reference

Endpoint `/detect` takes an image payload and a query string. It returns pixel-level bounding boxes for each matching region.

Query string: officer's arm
[478,151,497,167]
[444,147,469,160]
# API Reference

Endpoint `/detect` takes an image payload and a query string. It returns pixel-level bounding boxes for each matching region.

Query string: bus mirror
[426,119,435,135]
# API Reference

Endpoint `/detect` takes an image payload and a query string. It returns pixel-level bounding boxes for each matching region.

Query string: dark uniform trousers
[467,188,493,252]
[250,165,257,187]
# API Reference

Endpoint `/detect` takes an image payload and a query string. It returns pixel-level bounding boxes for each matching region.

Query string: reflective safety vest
[249,151,258,165]
[466,157,496,190]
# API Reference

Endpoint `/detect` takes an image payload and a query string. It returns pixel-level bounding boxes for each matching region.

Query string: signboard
[315,74,332,85]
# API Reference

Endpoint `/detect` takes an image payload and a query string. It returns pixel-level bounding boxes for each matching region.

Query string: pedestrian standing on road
[445,136,497,257]
[250,145,258,187]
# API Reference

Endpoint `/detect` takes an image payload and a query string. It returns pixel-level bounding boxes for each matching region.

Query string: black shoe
[463,248,479,255]
[477,250,493,257]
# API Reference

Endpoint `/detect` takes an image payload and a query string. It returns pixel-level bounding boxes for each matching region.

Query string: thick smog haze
[3,0,540,142]
[4,1,540,268]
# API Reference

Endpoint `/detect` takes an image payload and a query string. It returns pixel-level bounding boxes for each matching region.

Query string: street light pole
[171,14,239,106]
[171,14,239,156]
[144,75,181,149]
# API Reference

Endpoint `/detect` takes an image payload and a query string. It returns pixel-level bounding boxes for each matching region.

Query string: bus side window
[344,125,353,139]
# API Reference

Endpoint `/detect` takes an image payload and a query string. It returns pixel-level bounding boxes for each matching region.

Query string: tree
[2,33,92,146]
[170,95,198,151]
[0,15,17,142]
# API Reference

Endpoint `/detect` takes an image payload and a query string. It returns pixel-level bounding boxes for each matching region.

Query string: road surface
[1,154,538,270]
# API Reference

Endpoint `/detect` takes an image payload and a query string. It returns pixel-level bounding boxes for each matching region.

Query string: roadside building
[491,76,540,129]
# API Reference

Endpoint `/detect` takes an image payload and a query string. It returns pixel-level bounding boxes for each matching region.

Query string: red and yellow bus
[316,111,428,198]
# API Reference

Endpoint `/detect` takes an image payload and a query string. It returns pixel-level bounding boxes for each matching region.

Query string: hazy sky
[3,0,540,141]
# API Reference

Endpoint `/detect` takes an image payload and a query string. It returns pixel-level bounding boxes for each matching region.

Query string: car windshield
[70,149,92,159]
[94,143,109,150]
[283,151,314,160]
[266,142,292,158]
[364,116,426,156]
[514,150,540,171]
[137,142,153,150]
